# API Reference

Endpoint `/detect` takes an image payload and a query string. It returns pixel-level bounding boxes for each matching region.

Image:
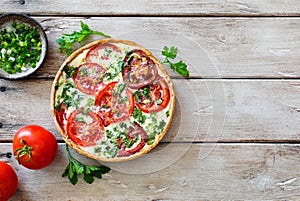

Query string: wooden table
[1,1,300,200]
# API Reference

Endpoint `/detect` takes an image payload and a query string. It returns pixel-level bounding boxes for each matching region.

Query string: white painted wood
[1,143,299,200]
[1,79,299,142]
[20,17,300,79]
[1,0,300,16]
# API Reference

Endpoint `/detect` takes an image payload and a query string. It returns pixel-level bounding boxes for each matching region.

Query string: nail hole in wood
[0,86,6,92]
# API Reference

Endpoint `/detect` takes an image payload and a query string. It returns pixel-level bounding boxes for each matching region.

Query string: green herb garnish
[0,22,42,74]
[112,83,125,98]
[57,21,111,56]
[55,80,83,109]
[123,135,139,148]
[62,144,110,185]
[162,46,189,77]
[143,86,151,99]
[106,60,124,80]
[64,65,77,78]
[133,107,146,124]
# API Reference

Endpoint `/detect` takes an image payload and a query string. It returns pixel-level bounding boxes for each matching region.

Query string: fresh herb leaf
[162,46,178,59]
[57,21,111,56]
[94,141,118,158]
[112,83,125,98]
[133,91,141,102]
[62,144,110,185]
[56,80,83,109]
[166,110,170,118]
[143,86,151,99]
[146,133,156,145]
[106,60,124,80]
[123,135,139,148]
[133,107,146,124]
[64,65,77,78]
[161,45,189,77]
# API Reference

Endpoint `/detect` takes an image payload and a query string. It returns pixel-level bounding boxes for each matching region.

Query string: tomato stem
[14,139,33,164]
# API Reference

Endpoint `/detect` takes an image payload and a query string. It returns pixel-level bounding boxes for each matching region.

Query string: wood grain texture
[2,143,299,200]
[0,2,299,200]
[13,17,300,79]
[1,0,300,16]
[1,79,299,142]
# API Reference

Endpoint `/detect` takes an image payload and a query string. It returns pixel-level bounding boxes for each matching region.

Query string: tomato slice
[122,49,158,89]
[117,122,147,157]
[135,77,170,113]
[73,62,106,95]
[86,43,122,67]
[55,102,67,130]
[95,82,134,126]
[66,109,104,147]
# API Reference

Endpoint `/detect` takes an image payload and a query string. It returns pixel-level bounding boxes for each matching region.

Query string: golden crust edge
[50,38,176,162]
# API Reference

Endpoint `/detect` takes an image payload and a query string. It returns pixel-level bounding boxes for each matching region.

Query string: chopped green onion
[0,21,42,74]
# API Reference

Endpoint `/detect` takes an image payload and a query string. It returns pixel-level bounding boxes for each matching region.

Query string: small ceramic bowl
[0,13,48,79]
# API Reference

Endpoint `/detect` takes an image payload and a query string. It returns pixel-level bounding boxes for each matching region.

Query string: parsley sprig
[57,21,111,56]
[162,46,189,77]
[62,144,111,185]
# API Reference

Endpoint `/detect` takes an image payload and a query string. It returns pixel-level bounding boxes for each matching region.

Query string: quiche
[51,39,175,162]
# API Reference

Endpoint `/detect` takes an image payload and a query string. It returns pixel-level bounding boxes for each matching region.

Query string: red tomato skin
[72,62,106,95]
[122,49,158,89]
[0,162,18,201]
[55,103,67,131]
[95,82,135,126]
[117,122,147,157]
[136,78,170,113]
[13,125,58,170]
[86,43,121,62]
[66,109,104,147]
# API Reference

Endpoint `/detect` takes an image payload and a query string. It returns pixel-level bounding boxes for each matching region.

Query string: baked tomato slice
[55,102,67,130]
[117,122,147,157]
[95,82,134,126]
[66,109,104,147]
[86,43,122,67]
[73,62,106,95]
[122,49,158,89]
[135,77,170,113]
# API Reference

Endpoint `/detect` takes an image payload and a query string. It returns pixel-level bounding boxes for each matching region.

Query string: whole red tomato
[0,161,18,201]
[13,125,58,170]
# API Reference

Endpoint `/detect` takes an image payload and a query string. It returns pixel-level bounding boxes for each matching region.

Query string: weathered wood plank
[1,79,300,142]
[18,17,300,79]
[2,143,300,200]
[1,0,300,16]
